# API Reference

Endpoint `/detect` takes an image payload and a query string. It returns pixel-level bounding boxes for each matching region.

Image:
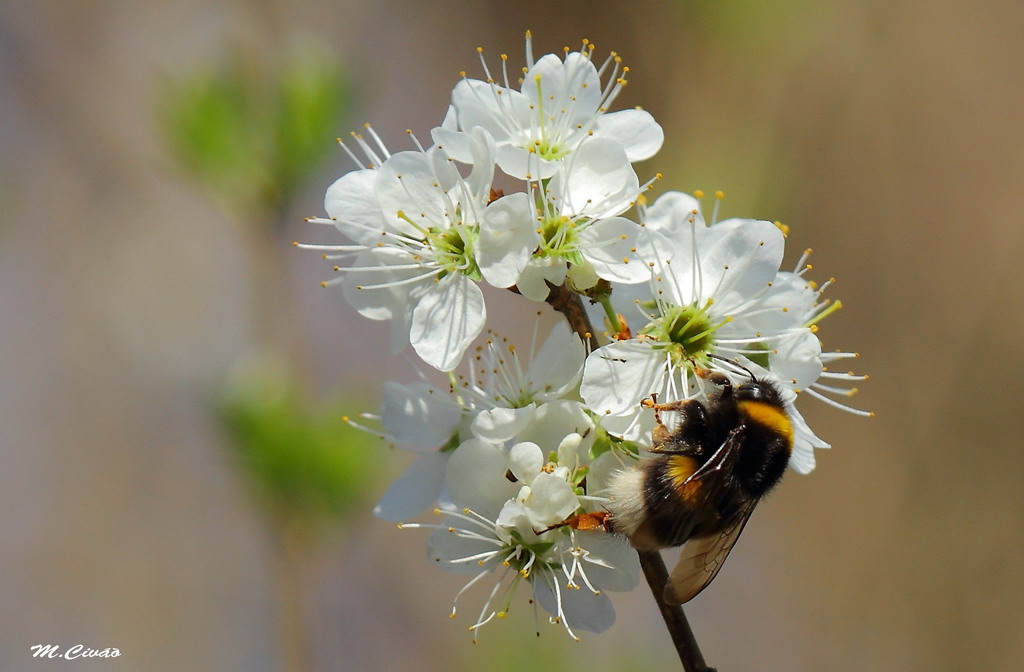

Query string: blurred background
[2,0,1023,670]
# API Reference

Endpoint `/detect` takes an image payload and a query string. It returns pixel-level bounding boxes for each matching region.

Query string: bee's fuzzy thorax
[605,467,647,538]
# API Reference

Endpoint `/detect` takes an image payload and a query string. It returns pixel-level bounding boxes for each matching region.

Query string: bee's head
[702,355,787,407]
[736,379,779,403]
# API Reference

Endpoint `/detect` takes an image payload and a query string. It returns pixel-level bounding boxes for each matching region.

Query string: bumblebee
[569,363,794,605]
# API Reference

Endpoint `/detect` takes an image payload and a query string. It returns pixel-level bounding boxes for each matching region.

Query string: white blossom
[403,436,638,640]
[299,34,870,643]
[581,192,800,431]
[433,32,663,181]
[372,322,588,521]
[302,127,500,371]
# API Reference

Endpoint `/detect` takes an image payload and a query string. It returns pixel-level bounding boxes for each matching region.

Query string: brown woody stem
[638,551,716,672]
[537,283,714,672]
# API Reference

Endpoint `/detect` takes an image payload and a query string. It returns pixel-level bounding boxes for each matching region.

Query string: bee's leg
[695,366,734,395]
[642,395,707,454]
[539,511,611,535]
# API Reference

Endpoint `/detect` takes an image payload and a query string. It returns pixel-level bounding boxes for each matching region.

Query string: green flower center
[536,215,583,265]
[527,74,572,162]
[642,301,730,366]
[398,209,481,281]
[438,226,466,257]
[505,530,556,577]
[533,137,570,162]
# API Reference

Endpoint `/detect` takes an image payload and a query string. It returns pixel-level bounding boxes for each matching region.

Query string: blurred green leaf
[159,59,269,212]
[271,52,348,208]
[683,0,832,50]
[159,42,349,221]
[220,359,379,522]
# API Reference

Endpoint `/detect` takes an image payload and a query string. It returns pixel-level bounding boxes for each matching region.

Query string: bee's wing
[663,495,758,606]
[653,424,744,529]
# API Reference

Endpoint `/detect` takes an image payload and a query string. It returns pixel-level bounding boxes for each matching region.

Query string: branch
[638,551,716,672]
[536,283,714,672]
[541,282,599,351]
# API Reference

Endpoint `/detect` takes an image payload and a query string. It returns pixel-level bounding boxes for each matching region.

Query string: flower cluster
[301,33,868,640]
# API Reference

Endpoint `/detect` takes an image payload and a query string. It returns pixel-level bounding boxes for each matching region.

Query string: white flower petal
[524,53,601,122]
[449,79,527,145]
[445,439,516,516]
[526,322,586,401]
[495,500,534,535]
[373,452,449,521]
[525,472,579,527]
[516,257,568,301]
[581,340,666,416]
[410,274,486,371]
[381,381,461,449]
[699,218,785,306]
[578,217,651,284]
[556,433,583,469]
[572,531,641,591]
[599,410,655,444]
[476,192,537,288]
[509,442,544,484]
[533,575,616,634]
[463,126,497,198]
[751,271,818,332]
[471,405,538,443]
[495,143,557,180]
[584,452,628,501]
[566,260,599,290]
[593,108,665,162]
[324,169,389,245]
[788,404,830,474]
[374,151,454,230]
[427,519,501,576]
[340,248,421,320]
[641,190,701,238]
[770,330,824,390]
[516,401,595,460]
[549,139,639,219]
[340,247,422,353]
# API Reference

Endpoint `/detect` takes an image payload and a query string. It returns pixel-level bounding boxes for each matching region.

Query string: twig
[638,551,716,672]
[540,282,599,351]
[537,283,714,672]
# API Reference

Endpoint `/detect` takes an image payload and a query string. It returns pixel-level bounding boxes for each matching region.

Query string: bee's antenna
[707,353,758,382]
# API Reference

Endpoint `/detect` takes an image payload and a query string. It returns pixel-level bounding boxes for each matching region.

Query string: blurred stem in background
[221,357,379,672]
[159,40,377,672]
